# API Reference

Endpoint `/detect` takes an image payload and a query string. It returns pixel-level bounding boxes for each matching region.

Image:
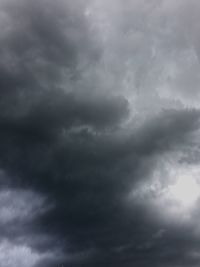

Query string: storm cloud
[0,0,200,266]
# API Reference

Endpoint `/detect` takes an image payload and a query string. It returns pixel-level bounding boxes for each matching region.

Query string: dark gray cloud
[0,0,200,266]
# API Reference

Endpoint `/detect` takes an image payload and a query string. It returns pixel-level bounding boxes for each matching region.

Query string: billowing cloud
[0,0,200,266]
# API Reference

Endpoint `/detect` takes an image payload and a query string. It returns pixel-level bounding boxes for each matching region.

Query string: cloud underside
[1,0,200,266]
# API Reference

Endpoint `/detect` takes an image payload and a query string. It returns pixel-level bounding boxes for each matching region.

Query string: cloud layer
[0,0,200,266]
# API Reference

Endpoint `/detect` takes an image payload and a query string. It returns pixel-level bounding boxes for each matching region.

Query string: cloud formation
[0,0,200,266]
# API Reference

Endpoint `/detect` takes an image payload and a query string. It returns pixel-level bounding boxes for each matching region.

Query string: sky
[1,0,200,266]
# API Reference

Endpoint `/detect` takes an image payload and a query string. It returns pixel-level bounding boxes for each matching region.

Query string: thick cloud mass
[1,0,200,266]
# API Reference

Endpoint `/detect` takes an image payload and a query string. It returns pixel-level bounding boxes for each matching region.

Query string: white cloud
[83,0,200,112]
[0,240,41,267]
[0,176,60,266]
[0,239,57,267]
[129,155,200,225]
[0,189,48,225]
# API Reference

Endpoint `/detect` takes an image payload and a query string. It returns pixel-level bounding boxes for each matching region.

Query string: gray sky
[0,0,200,266]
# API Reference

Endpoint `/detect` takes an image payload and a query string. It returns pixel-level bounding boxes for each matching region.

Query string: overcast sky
[1,0,200,266]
